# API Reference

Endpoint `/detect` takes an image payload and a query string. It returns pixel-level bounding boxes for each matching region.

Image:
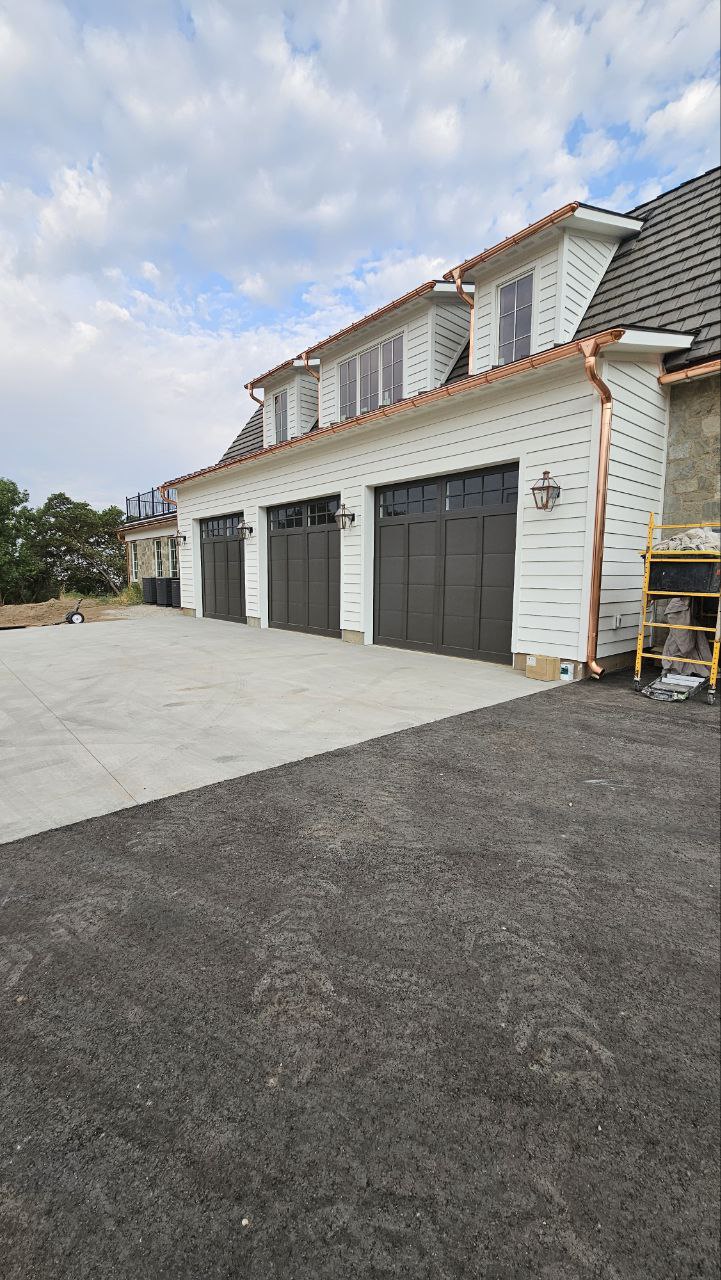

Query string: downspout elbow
[246,382,263,407]
[579,339,614,680]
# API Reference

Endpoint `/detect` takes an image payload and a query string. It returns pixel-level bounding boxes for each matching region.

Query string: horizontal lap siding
[433,300,470,384]
[560,233,618,343]
[407,310,430,396]
[176,368,596,658]
[263,376,297,447]
[298,374,319,435]
[597,357,668,658]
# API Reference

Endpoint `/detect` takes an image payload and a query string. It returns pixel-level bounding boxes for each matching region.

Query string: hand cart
[633,514,720,705]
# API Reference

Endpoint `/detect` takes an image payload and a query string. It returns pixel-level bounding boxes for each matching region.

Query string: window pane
[514,333,531,360]
[499,313,514,345]
[499,282,516,316]
[447,479,462,498]
[446,492,462,511]
[516,273,533,308]
[484,472,502,491]
[515,304,532,339]
[498,342,514,365]
[464,475,482,494]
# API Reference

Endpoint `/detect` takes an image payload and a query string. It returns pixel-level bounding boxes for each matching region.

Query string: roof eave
[166,327,625,491]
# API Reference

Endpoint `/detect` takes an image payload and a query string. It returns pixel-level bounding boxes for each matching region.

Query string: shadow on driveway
[1,675,719,1278]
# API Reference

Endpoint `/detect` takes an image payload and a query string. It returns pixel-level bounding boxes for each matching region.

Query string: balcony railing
[125,487,177,522]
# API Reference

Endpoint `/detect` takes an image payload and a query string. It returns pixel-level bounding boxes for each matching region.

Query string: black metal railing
[125,487,177,522]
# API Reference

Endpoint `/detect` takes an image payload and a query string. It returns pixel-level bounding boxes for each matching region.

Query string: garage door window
[308,497,340,526]
[201,515,242,537]
[446,467,518,511]
[379,482,438,517]
[270,504,303,530]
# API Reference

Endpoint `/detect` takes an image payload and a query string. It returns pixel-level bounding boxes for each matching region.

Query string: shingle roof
[218,404,264,464]
[444,342,470,385]
[576,167,720,371]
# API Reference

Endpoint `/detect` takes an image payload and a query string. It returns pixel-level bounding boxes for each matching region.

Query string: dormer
[301,282,472,429]
[445,203,643,376]
[246,364,320,448]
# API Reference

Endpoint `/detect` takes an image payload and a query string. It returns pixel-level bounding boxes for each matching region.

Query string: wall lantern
[333,503,356,531]
[238,519,254,541]
[531,470,561,511]
[176,533,187,544]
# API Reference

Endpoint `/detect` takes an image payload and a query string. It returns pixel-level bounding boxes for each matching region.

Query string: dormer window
[274,389,288,443]
[498,272,533,366]
[338,334,404,420]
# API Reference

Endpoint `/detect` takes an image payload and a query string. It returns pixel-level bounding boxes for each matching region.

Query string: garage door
[374,465,518,663]
[201,514,246,623]
[268,496,341,637]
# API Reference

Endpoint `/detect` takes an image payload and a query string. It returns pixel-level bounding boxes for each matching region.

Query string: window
[445,467,519,511]
[379,482,438,518]
[339,357,357,421]
[270,504,303,530]
[169,538,178,578]
[274,389,288,443]
[154,539,163,576]
[498,272,533,366]
[200,515,243,538]
[130,542,139,581]
[338,334,403,420]
[307,497,340,526]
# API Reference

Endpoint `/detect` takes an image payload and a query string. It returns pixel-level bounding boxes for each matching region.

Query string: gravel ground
[1,674,719,1279]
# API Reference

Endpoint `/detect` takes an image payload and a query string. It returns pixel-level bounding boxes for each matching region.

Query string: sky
[0,0,719,510]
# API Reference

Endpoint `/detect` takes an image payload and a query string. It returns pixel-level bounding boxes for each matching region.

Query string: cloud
[0,0,718,505]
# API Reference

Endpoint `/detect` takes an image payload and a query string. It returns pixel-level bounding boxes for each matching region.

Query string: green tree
[32,492,126,597]
[0,478,42,604]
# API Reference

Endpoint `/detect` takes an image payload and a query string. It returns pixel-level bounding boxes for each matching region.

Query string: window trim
[337,329,405,421]
[493,266,536,368]
[130,541,139,581]
[169,537,178,578]
[154,538,163,577]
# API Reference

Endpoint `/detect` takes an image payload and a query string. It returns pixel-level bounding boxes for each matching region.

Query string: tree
[0,479,42,604]
[32,492,126,597]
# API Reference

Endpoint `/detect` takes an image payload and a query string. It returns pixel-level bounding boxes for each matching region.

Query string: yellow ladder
[633,514,720,705]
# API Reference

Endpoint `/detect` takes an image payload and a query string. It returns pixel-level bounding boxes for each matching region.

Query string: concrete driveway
[1,608,556,842]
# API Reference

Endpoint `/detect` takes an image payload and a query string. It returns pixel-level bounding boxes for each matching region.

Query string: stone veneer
[126,533,177,582]
[663,375,721,525]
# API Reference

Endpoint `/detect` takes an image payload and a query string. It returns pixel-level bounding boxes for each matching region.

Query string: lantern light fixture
[238,519,254,541]
[333,503,356,531]
[531,470,561,511]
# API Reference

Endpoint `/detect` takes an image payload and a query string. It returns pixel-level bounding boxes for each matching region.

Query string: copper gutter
[580,338,614,679]
[444,203,580,281]
[451,270,475,375]
[658,357,720,385]
[165,328,625,490]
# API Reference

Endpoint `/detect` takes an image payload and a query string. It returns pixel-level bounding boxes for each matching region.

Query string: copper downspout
[451,269,475,375]
[246,382,263,407]
[580,338,614,678]
[300,351,320,381]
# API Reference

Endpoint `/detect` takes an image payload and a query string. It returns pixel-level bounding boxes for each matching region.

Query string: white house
[162,169,720,679]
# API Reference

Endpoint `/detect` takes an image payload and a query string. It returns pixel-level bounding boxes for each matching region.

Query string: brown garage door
[201,514,246,623]
[268,496,341,637]
[374,465,518,663]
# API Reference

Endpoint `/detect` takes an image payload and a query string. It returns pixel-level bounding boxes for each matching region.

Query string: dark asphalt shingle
[218,403,264,464]
[577,167,721,371]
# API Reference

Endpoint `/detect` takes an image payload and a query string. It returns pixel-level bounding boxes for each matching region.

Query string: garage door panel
[201,516,246,624]
[375,466,517,663]
[268,498,341,638]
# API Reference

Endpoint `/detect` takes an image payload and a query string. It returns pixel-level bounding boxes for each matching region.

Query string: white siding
[473,244,558,374]
[559,232,618,343]
[176,364,599,660]
[596,357,669,659]
[406,308,430,396]
[298,373,319,434]
[432,299,470,384]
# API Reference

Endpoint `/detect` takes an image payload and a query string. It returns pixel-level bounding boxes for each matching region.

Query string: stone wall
[126,534,177,583]
[663,375,720,525]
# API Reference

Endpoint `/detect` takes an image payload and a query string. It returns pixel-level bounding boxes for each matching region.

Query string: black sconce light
[531,470,561,511]
[333,504,356,531]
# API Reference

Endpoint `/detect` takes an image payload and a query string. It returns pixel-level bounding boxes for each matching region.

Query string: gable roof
[576,167,720,371]
[217,404,264,464]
